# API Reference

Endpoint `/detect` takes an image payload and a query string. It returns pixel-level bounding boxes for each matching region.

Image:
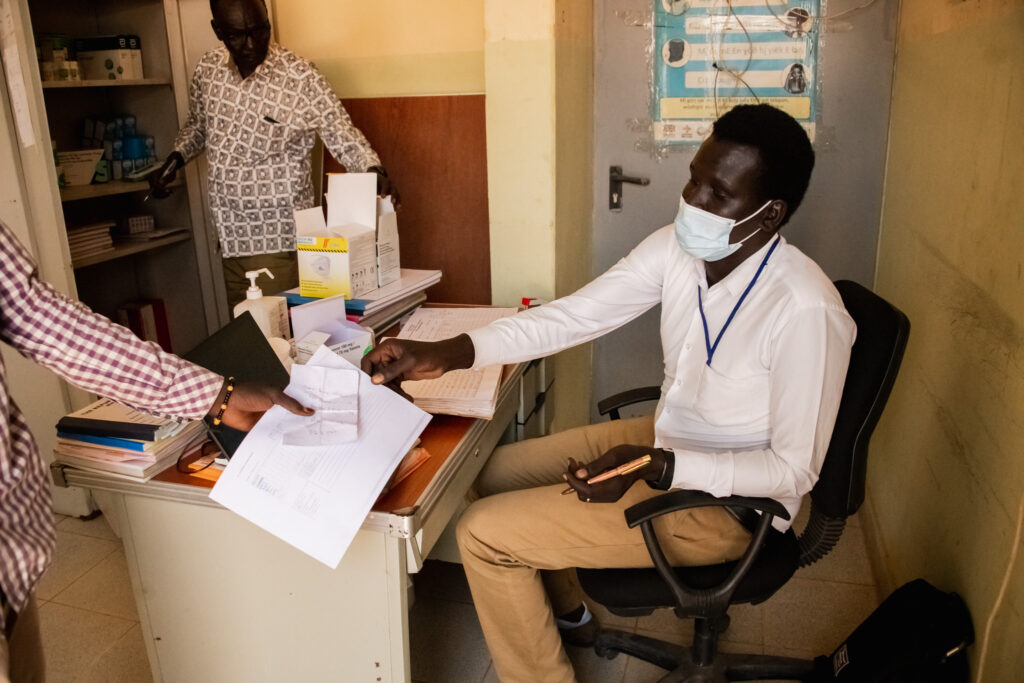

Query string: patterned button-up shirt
[174,43,381,258]
[0,221,224,623]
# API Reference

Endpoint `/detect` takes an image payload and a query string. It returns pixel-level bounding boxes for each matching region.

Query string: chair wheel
[594,646,619,660]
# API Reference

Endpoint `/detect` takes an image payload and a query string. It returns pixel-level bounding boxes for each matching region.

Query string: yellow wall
[484,0,593,431]
[553,0,594,429]
[273,1,484,98]
[870,1,1024,678]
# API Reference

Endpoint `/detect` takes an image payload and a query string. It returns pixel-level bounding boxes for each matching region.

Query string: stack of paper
[281,268,441,316]
[66,221,115,262]
[396,307,518,419]
[210,347,431,567]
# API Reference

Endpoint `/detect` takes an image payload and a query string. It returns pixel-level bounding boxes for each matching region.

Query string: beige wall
[870,1,1024,678]
[553,0,594,429]
[273,1,484,97]
[484,0,594,431]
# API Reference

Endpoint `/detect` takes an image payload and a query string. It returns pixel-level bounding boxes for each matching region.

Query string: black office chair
[577,280,910,682]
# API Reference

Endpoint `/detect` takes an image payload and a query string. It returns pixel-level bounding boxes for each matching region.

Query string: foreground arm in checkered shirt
[0,222,312,430]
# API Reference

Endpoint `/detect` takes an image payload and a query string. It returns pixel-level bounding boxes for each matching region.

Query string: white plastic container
[232,268,290,340]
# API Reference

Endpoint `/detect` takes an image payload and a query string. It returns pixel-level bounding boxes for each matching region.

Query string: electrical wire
[973,491,1024,683]
[711,1,761,118]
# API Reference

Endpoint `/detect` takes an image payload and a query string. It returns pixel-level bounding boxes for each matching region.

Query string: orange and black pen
[560,454,652,495]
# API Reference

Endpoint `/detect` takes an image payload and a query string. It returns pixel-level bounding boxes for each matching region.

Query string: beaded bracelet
[211,377,236,426]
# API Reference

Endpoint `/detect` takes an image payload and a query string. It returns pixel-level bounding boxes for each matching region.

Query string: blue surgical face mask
[673,197,773,262]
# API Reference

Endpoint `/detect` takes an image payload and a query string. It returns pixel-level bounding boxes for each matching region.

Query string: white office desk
[54,362,530,683]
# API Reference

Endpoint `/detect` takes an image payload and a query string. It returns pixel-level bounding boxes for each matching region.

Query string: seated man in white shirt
[361,104,856,683]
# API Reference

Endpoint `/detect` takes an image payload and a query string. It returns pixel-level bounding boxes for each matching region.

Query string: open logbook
[396,307,518,419]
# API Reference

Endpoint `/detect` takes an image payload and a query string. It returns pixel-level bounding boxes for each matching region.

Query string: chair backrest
[809,280,909,520]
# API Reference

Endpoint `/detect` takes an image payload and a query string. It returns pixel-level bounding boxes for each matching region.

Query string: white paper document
[284,360,359,446]
[210,347,431,568]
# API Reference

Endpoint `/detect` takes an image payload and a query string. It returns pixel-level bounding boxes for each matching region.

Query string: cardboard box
[294,206,377,300]
[295,172,401,298]
[375,197,400,287]
[293,316,373,367]
[75,36,133,81]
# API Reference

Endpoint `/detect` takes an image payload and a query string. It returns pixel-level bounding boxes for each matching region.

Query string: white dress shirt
[468,226,856,530]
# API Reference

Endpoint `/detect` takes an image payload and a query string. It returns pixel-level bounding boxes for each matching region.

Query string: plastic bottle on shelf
[232,268,290,342]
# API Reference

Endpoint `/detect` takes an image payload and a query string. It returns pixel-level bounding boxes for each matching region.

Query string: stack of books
[284,268,440,329]
[66,221,115,262]
[53,398,207,480]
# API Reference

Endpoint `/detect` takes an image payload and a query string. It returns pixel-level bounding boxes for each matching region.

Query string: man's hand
[209,380,314,432]
[369,165,400,209]
[563,445,673,503]
[147,152,184,199]
[360,334,475,392]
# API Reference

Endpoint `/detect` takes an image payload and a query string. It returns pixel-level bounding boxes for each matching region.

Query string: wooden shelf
[42,78,171,89]
[72,230,191,269]
[60,177,181,202]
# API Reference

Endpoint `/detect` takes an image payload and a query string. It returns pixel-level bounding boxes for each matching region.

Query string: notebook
[183,312,289,457]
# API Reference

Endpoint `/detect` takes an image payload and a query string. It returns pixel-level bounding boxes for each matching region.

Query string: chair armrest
[597,386,661,420]
[624,491,790,618]
[625,490,790,529]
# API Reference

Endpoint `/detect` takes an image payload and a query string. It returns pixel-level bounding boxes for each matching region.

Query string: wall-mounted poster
[653,0,822,144]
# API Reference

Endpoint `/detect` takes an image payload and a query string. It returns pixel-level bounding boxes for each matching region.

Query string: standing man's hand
[563,445,674,503]
[368,165,400,209]
[208,379,314,432]
[147,151,185,199]
[361,334,475,397]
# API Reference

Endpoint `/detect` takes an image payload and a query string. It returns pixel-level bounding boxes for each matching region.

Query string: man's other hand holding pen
[562,445,675,503]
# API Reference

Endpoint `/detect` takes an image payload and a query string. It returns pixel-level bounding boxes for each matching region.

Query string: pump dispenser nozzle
[244,268,275,300]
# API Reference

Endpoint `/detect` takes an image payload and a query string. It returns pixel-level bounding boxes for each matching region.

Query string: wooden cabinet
[24,0,222,355]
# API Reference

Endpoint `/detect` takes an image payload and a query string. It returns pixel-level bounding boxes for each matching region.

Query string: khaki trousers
[455,416,751,683]
[0,597,44,683]
[222,250,299,309]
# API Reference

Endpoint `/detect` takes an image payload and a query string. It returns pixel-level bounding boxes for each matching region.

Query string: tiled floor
[39,501,880,682]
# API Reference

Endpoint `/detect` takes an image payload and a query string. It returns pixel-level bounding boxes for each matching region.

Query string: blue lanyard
[698,236,780,367]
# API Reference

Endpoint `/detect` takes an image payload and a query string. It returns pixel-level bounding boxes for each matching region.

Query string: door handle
[609,166,650,211]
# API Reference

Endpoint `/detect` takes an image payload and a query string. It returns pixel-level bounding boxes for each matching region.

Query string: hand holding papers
[210,346,431,567]
[283,362,359,446]
[395,307,518,419]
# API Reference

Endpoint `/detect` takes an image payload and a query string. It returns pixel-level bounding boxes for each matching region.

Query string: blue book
[57,431,151,452]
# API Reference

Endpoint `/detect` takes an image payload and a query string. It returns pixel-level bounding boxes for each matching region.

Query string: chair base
[593,627,816,683]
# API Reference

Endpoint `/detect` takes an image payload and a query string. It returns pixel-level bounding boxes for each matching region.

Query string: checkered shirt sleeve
[0,223,223,418]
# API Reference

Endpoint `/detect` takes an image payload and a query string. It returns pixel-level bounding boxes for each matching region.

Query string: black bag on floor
[810,579,974,682]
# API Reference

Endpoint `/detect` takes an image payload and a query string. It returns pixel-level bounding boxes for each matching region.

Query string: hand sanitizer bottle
[232,268,290,340]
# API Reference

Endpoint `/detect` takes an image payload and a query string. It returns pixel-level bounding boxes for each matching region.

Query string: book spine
[139,302,158,345]
[57,430,150,452]
[56,416,158,440]
[117,303,145,340]
[146,299,173,352]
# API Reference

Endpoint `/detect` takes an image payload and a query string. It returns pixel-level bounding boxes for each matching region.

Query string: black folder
[183,312,289,457]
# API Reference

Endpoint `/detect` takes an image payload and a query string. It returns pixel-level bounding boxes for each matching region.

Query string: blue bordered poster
[653,0,822,144]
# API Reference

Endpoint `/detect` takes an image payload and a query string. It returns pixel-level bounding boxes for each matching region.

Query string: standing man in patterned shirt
[148,0,393,306]
[0,220,313,682]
